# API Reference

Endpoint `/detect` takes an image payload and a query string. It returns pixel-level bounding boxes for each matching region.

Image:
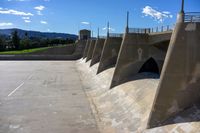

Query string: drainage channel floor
[0,61,99,133]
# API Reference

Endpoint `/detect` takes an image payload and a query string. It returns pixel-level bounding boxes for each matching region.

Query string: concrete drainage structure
[76,11,200,132]
[0,6,200,133]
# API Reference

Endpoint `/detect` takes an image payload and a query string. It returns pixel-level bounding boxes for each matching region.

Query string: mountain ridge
[0,28,78,40]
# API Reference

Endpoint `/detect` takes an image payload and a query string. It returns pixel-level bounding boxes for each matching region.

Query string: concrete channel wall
[86,40,96,62]
[83,40,91,59]
[148,22,200,128]
[97,37,122,74]
[110,33,168,88]
[76,21,200,133]
[90,38,105,66]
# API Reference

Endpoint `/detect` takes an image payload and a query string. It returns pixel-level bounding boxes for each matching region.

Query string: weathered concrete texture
[73,40,87,58]
[83,40,91,59]
[110,33,168,88]
[86,40,96,62]
[77,58,200,133]
[148,22,200,128]
[149,31,172,45]
[90,39,105,66]
[0,61,99,133]
[97,37,122,74]
[77,59,160,132]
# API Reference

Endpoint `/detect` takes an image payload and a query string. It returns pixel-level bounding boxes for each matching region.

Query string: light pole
[178,0,185,23]
[107,22,110,38]
[97,27,99,39]
[126,11,129,33]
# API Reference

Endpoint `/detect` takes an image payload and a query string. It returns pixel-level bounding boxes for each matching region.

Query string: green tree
[12,30,20,50]
[20,32,31,49]
[0,37,5,51]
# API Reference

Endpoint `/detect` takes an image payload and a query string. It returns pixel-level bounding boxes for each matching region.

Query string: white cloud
[102,27,115,32]
[0,22,13,27]
[22,17,30,20]
[40,20,47,24]
[142,6,173,23]
[24,20,31,23]
[47,29,50,32]
[0,8,33,16]
[81,21,90,25]
[34,5,45,11]
[37,11,43,16]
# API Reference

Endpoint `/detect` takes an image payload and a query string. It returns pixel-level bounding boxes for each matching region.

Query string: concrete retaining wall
[28,44,76,55]
[97,37,122,74]
[148,22,200,128]
[86,40,96,62]
[0,40,86,60]
[111,33,167,88]
[83,40,91,59]
[90,38,105,66]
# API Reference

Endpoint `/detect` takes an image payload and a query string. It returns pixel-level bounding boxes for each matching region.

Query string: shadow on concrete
[149,103,200,129]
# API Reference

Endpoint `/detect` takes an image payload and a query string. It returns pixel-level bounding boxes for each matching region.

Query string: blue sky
[0,0,199,36]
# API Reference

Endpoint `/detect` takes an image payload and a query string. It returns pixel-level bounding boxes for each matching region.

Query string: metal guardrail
[109,33,124,38]
[99,36,107,39]
[128,25,174,34]
[150,25,174,33]
[129,28,151,34]
[185,12,200,22]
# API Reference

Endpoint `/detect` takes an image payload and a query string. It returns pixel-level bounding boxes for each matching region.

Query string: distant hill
[0,28,78,40]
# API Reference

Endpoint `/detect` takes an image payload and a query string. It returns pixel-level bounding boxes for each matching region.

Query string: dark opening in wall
[139,58,159,74]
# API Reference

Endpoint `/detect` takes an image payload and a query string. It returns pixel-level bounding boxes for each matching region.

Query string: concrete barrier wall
[149,31,172,45]
[0,40,86,60]
[111,33,167,88]
[90,38,105,66]
[97,37,122,74]
[148,22,200,128]
[86,40,96,62]
[83,40,91,59]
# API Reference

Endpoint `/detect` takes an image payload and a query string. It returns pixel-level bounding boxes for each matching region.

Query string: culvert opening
[139,58,159,74]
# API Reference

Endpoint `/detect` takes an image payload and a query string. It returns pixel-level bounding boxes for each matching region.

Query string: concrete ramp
[148,22,200,128]
[90,38,105,66]
[97,37,122,74]
[83,40,91,59]
[86,40,96,62]
[111,33,166,88]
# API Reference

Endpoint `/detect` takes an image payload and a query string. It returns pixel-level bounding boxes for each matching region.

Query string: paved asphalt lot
[0,61,98,133]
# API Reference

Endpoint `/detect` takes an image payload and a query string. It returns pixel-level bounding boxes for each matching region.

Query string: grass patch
[0,45,67,55]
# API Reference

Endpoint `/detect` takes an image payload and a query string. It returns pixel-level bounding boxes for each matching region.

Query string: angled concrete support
[83,40,91,59]
[97,37,122,74]
[90,38,105,66]
[86,40,96,62]
[110,33,167,88]
[148,22,200,128]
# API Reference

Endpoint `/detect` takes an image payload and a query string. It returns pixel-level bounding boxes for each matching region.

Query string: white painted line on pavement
[8,82,25,97]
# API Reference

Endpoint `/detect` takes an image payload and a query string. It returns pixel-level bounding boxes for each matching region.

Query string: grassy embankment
[0,45,67,55]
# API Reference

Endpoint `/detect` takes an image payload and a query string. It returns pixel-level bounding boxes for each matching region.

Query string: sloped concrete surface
[76,59,200,133]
